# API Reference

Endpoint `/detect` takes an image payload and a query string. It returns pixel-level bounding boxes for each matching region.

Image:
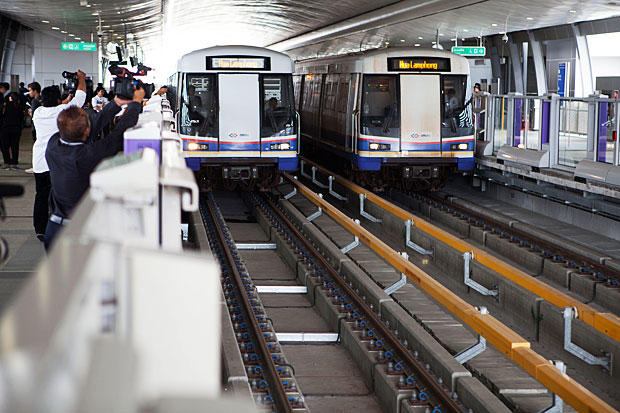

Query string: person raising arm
[43,86,146,250]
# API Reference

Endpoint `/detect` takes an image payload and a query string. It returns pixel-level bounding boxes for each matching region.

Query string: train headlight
[269,142,291,150]
[450,143,469,150]
[187,142,209,150]
[369,142,390,150]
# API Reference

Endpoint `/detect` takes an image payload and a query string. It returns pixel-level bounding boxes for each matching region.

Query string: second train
[294,47,475,191]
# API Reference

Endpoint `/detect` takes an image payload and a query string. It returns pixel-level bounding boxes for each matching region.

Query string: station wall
[11,29,98,88]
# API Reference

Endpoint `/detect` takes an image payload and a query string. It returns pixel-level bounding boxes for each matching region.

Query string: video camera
[61,71,94,94]
[108,63,155,100]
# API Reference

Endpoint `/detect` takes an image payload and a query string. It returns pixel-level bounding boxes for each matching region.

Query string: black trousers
[34,172,51,235]
[0,128,21,165]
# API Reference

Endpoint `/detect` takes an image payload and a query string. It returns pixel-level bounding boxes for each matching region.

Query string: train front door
[218,73,260,154]
[400,75,441,156]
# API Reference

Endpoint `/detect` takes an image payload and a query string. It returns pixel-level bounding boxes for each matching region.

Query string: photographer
[31,70,86,241]
[44,86,145,250]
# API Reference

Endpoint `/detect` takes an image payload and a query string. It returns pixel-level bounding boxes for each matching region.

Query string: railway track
[416,191,620,289]
[289,157,618,412]
[202,190,477,412]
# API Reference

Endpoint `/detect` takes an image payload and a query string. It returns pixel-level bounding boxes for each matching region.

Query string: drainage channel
[202,191,382,412]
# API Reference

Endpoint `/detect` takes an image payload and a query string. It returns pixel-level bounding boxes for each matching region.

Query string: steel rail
[263,195,463,413]
[299,156,620,343]
[205,197,293,413]
[282,171,616,413]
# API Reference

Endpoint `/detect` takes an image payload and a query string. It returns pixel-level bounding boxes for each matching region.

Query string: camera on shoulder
[61,71,93,94]
[109,63,155,100]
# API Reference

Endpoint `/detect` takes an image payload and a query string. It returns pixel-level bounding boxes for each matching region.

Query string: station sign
[61,42,97,52]
[451,46,486,56]
[206,56,271,71]
[387,57,451,72]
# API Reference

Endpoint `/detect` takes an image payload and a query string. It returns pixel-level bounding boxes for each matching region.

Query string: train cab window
[261,75,296,138]
[441,75,473,138]
[361,75,400,138]
[180,73,218,137]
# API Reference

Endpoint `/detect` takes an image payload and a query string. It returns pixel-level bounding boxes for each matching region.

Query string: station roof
[1,0,620,62]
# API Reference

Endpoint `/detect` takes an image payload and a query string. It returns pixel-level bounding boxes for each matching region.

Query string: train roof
[177,45,294,73]
[295,47,470,75]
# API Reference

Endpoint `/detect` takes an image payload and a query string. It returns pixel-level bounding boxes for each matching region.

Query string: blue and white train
[294,47,474,191]
[167,46,298,190]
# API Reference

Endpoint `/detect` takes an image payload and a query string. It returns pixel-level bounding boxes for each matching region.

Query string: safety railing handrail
[282,168,615,413]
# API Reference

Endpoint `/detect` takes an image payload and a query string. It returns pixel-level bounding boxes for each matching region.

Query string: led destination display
[206,56,271,70]
[387,57,451,72]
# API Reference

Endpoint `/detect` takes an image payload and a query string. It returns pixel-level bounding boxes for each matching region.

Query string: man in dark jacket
[43,86,146,250]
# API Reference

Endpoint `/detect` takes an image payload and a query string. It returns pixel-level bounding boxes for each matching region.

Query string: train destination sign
[61,42,97,52]
[451,46,486,56]
[207,56,271,70]
[387,57,451,72]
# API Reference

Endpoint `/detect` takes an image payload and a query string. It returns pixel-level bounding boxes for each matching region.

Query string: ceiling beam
[268,0,487,52]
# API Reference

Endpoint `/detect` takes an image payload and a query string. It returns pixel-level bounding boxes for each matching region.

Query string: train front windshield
[441,75,473,138]
[261,75,295,138]
[180,73,218,137]
[361,75,400,138]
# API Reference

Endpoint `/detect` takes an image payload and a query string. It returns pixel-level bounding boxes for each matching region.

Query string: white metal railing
[476,92,620,169]
[0,98,232,412]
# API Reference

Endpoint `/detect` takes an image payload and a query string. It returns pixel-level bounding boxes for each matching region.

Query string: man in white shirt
[31,70,86,241]
[91,87,108,112]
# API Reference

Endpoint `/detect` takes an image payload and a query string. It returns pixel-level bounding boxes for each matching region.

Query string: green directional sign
[451,46,486,56]
[61,42,97,52]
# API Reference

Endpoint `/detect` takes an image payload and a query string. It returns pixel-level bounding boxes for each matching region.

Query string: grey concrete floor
[0,128,44,314]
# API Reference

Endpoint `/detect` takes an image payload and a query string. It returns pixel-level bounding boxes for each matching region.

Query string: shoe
[9,165,19,171]
[36,233,45,242]
[25,167,34,174]
[0,164,9,170]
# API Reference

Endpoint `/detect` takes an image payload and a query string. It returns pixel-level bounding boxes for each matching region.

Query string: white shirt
[32,90,86,173]
[91,95,108,112]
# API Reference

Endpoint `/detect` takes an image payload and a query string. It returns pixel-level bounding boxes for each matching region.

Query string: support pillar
[527,31,548,95]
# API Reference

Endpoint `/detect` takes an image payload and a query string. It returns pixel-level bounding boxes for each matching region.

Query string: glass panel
[525,99,542,150]
[180,73,217,137]
[441,75,473,138]
[493,97,508,152]
[261,75,295,138]
[597,102,617,164]
[361,75,400,138]
[558,100,589,167]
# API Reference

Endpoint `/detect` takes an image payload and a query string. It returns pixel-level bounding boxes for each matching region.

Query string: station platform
[0,129,43,313]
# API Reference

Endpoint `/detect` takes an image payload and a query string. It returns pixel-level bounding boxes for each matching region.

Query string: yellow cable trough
[283,171,616,413]
[299,157,620,343]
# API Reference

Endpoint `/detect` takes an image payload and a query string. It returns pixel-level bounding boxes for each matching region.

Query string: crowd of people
[1,71,162,251]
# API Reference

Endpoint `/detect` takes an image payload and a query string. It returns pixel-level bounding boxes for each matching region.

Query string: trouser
[0,128,22,165]
[33,171,51,235]
[44,220,63,251]
[32,126,37,142]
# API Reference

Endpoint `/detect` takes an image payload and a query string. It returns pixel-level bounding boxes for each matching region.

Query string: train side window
[179,73,217,137]
[361,75,400,138]
[337,77,349,113]
[261,74,296,138]
[441,75,474,138]
[167,73,178,113]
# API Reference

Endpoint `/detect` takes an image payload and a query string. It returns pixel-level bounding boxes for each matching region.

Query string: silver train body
[167,46,298,190]
[294,47,474,190]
